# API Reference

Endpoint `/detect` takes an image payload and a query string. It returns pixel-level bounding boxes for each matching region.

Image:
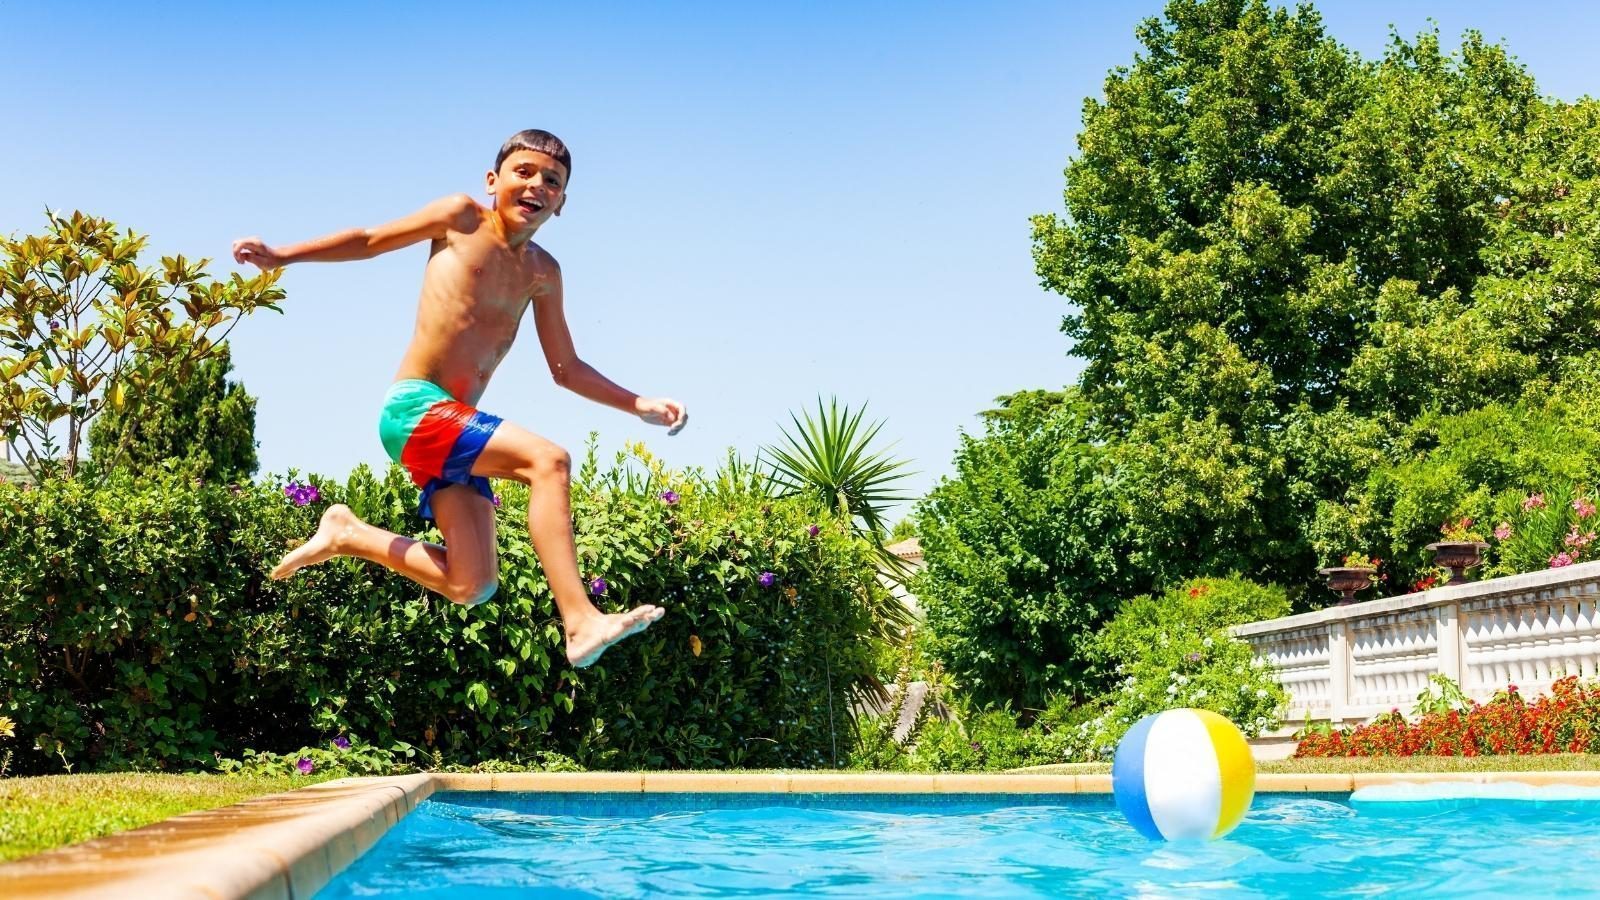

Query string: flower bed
[1296,677,1600,757]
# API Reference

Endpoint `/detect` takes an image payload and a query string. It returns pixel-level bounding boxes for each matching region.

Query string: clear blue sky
[4,1,1598,518]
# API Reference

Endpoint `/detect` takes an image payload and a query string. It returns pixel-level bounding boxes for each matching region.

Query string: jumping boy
[233,129,680,668]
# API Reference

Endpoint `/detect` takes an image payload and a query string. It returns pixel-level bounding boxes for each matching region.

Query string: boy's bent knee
[516,445,571,483]
[446,577,499,607]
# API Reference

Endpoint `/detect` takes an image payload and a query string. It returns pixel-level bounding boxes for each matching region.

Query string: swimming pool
[315,791,1600,897]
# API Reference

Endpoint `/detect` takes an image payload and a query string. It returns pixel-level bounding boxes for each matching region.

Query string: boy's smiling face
[487,149,568,231]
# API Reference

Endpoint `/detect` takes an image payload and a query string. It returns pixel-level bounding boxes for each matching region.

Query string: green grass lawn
[10,757,1600,863]
[0,773,327,863]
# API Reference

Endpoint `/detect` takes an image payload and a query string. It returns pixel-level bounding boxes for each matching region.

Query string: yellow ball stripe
[1196,709,1256,839]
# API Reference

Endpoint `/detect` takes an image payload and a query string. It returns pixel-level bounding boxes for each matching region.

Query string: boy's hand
[232,237,285,270]
[637,398,688,436]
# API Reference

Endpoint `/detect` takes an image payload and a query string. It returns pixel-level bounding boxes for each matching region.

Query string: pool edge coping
[11,769,1600,898]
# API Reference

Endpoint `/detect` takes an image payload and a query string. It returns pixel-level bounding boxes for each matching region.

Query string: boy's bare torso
[396,205,554,406]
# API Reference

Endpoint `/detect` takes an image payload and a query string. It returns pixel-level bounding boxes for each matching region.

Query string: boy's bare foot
[270,503,358,579]
[567,605,666,668]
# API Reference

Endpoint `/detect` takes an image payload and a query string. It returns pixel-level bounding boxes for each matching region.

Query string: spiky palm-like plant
[765,397,914,537]
[764,398,919,636]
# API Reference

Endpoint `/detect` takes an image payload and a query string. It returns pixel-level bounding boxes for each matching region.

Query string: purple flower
[758,571,776,588]
[296,756,314,775]
[659,490,680,506]
[807,524,820,537]
[590,577,608,596]
[333,735,351,750]
[283,482,320,507]
[761,504,772,516]
[1185,652,1203,663]
[48,319,61,331]
[969,741,982,751]
[492,493,502,508]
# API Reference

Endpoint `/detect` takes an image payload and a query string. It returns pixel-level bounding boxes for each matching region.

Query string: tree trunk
[65,414,79,478]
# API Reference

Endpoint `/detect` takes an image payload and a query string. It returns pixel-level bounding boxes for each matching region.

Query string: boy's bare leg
[472,421,664,667]
[269,488,500,607]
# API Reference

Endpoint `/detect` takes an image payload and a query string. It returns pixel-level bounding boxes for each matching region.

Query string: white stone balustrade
[1233,560,1600,724]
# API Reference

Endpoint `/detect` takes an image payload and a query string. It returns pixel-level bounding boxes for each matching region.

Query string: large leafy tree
[1030,0,1379,594]
[1028,0,1596,593]
[88,343,259,483]
[922,0,1600,705]
[0,211,283,479]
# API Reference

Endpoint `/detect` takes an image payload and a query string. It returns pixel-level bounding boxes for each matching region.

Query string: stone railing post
[1328,621,1350,723]
[1437,601,1461,686]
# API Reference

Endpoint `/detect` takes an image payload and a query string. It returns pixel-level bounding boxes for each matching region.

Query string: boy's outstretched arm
[534,264,688,434]
[232,194,480,269]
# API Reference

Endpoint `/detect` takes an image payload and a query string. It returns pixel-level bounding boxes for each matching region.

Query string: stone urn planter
[1425,541,1490,586]
[1318,566,1376,605]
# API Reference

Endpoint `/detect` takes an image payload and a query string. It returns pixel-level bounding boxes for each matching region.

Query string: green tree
[0,211,282,480]
[88,343,259,482]
[1029,0,1380,595]
[1084,577,1290,753]
[1026,0,1599,599]
[977,389,1069,426]
[1033,0,1368,425]
[916,390,1142,709]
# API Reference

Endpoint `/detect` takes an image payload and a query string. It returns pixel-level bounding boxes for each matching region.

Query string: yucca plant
[763,397,918,634]
[764,397,914,537]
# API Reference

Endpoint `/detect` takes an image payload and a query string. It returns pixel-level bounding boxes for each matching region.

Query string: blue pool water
[315,791,1600,897]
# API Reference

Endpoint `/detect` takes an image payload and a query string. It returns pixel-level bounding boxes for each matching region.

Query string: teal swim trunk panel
[378,379,453,462]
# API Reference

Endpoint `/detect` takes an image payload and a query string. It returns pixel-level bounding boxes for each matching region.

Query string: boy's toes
[565,606,667,668]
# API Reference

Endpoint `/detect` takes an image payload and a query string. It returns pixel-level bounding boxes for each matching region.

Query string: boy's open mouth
[517,198,545,214]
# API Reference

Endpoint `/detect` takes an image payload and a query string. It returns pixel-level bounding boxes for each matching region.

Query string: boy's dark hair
[495,129,571,180]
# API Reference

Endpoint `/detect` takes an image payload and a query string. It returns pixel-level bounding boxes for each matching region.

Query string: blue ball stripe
[1112,714,1163,840]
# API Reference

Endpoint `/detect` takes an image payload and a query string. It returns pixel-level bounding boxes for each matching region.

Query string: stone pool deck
[9,770,1600,899]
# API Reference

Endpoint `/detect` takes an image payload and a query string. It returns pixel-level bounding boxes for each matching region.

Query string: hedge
[0,443,880,774]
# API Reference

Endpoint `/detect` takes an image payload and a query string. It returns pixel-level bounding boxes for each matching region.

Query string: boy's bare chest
[426,241,542,315]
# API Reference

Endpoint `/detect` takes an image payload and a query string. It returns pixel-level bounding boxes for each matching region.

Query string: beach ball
[1111,708,1256,841]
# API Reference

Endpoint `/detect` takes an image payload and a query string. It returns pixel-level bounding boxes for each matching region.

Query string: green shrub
[850,631,943,771]
[1481,482,1600,575]
[0,442,880,774]
[214,735,409,778]
[849,638,1092,772]
[1315,398,1600,590]
[88,343,260,484]
[1080,577,1290,758]
[430,753,583,774]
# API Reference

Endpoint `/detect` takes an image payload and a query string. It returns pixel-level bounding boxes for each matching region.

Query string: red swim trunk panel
[399,400,475,487]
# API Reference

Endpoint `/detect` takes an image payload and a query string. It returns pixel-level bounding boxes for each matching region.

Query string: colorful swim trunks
[377,379,503,520]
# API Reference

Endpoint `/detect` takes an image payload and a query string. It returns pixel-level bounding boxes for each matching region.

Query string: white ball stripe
[1142,709,1223,840]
